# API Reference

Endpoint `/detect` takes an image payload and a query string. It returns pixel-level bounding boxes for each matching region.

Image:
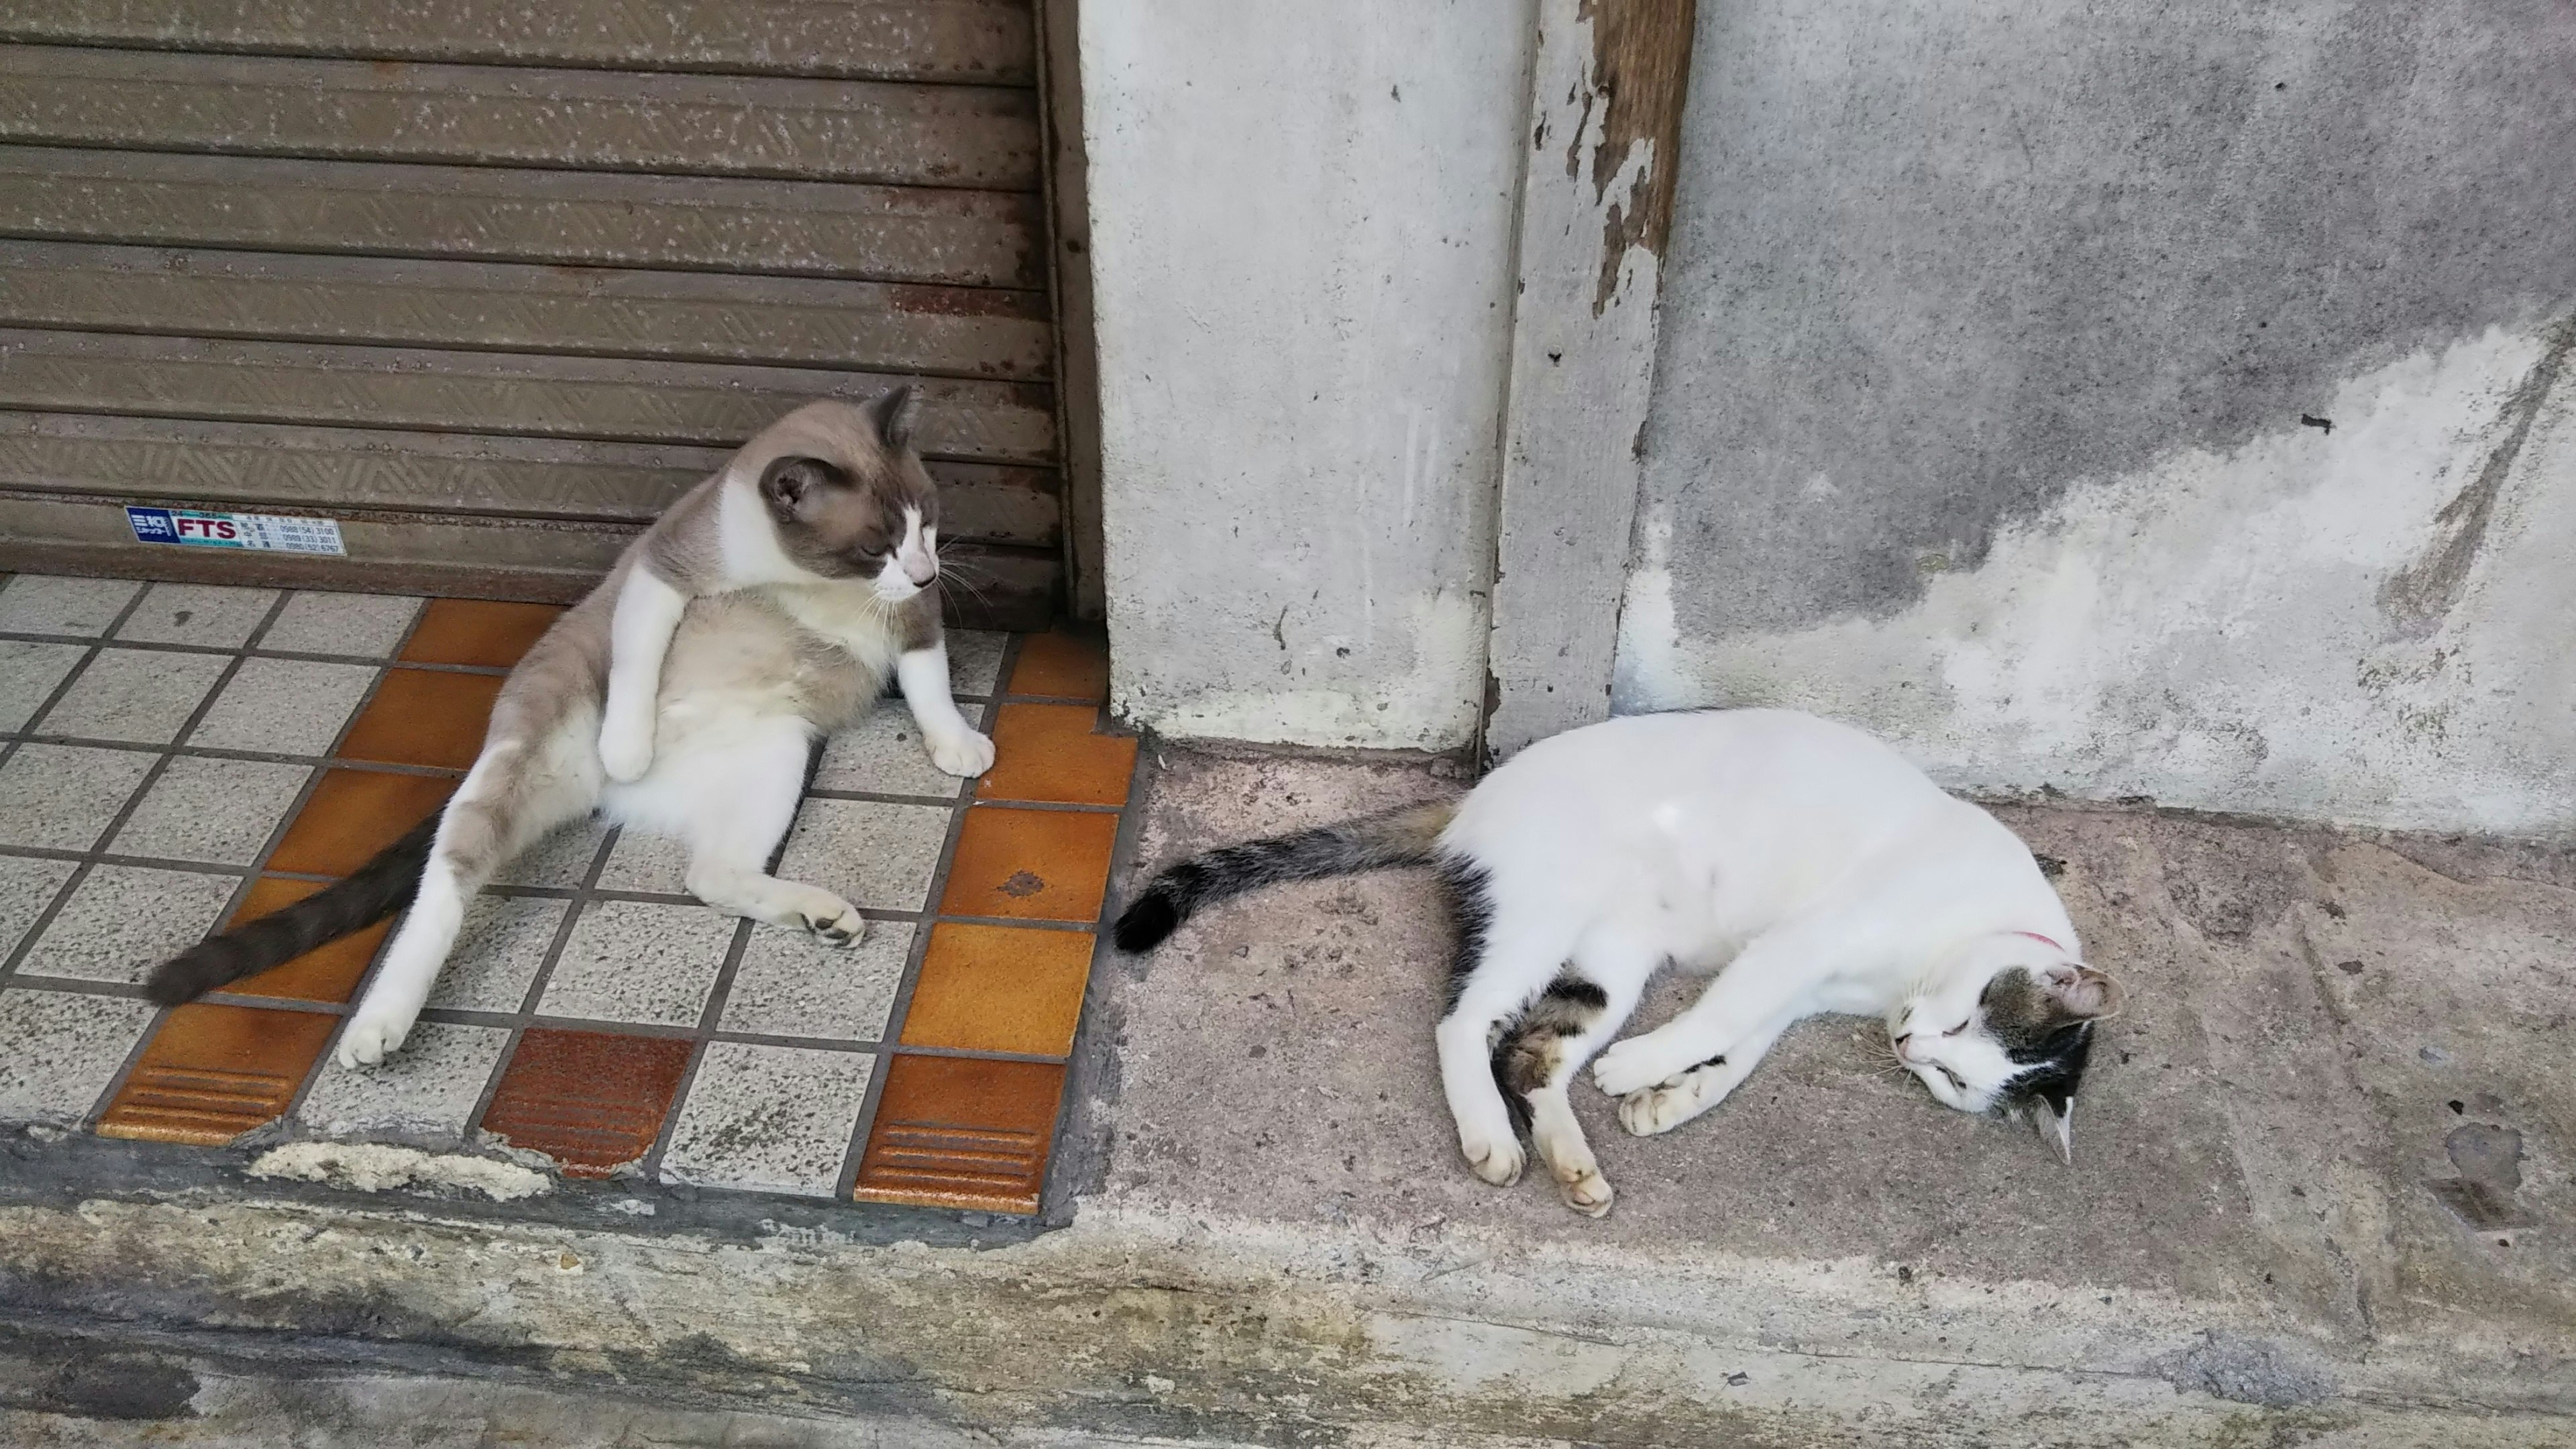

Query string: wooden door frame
[1034,0,1107,623]
[1481,0,1698,763]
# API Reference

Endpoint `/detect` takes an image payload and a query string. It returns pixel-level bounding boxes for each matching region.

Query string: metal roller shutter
[0,0,1065,627]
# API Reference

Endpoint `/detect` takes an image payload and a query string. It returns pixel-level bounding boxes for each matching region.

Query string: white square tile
[187,657,378,755]
[720,920,911,1042]
[35,647,227,744]
[776,798,951,912]
[424,895,565,1013]
[0,575,140,637]
[659,1041,873,1197]
[539,900,737,1027]
[595,828,691,896]
[297,1020,508,1143]
[812,701,983,799]
[113,583,278,648]
[15,864,239,985]
[261,592,423,657]
[0,744,157,850]
[0,640,86,731]
[0,987,158,1126]
[0,854,78,961]
[490,815,609,888]
[110,755,312,865]
[944,630,1007,697]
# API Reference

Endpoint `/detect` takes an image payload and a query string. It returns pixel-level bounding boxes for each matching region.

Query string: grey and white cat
[1115,709,2123,1218]
[148,391,994,1069]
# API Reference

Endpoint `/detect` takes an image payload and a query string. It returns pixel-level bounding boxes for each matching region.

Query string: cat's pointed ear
[865,384,919,452]
[757,455,837,522]
[2039,963,2123,1020]
[2033,1093,2074,1166]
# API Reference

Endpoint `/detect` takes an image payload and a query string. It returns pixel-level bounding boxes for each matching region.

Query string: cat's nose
[904,553,936,586]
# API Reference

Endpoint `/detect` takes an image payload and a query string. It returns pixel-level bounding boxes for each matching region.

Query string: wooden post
[1484,0,1697,762]
[1036,0,1109,623]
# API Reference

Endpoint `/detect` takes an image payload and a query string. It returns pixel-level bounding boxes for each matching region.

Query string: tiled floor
[0,574,1131,1216]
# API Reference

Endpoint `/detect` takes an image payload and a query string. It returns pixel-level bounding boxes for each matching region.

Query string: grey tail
[1112,800,1458,952]
[144,815,439,1006]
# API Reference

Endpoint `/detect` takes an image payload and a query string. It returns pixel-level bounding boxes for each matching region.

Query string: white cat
[1114,709,2121,1218]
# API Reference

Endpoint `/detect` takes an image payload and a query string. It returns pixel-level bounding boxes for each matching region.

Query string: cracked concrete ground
[4,742,2571,1446]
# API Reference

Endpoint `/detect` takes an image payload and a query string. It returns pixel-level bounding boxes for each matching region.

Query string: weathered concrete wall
[1618,0,2576,835]
[1082,1,1531,751]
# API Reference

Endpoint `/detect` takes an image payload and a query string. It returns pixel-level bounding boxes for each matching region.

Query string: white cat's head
[1888,932,2122,1162]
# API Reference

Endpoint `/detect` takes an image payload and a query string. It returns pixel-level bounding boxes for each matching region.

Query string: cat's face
[755,387,943,601]
[1889,948,2121,1153]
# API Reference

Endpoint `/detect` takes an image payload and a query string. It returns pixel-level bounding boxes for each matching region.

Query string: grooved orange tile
[899,923,1096,1057]
[95,1002,337,1144]
[1006,629,1109,702]
[337,667,503,769]
[937,806,1118,923]
[853,1055,1065,1215]
[976,703,1136,806]
[264,768,455,877]
[478,1028,692,1179]
[215,877,391,1004]
[398,598,562,667]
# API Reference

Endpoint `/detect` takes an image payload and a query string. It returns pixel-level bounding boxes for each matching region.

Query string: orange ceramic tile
[398,598,563,668]
[853,1055,1065,1214]
[899,923,1097,1057]
[938,806,1118,924]
[1006,628,1110,702]
[976,702,1136,807]
[265,768,455,877]
[337,667,503,769]
[478,1028,693,1179]
[95,1002,337,1145]
[215,877,390,1004]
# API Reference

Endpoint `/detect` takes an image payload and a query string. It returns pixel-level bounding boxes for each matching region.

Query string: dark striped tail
[144,815,439,1006]
[1112,800,1457,952]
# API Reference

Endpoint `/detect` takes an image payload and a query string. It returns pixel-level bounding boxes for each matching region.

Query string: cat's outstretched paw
[1590,1033,1698,1098]
[1460,1132,1525,1187]
[926,727,996,778]
[337,1010,413,1069]
[1617,1057,1743,1136]
[1556,1165,1615,1217]
[796,896,866,948]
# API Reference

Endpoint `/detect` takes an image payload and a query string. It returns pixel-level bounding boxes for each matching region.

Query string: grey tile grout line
[0,736,467,778]
[0,625,502,674]
[236,594,431,1130]
[0,576,146,776]
[0,578,162,982]
[451,820,627,1148]
[830,631,1030,1201]
[67,588,299,1130]
[1038,733,1161,1222]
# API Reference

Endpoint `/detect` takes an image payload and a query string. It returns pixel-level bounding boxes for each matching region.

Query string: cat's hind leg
[665,717,863,945]
[1436,882,1580,1189]
[1493,951,1646,1217]
[342,722,599,1067]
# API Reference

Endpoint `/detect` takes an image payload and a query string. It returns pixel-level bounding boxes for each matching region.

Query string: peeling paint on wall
[1617,324,2576,834]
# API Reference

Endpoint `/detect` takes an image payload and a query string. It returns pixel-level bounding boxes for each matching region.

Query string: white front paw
[337,1010,414,1069]
[926,727,996,778]
[598,717,653,783]
[1590,1034,1695,1098]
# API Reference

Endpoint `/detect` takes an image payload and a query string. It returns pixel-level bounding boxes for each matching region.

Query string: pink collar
[2012,930,2068,953]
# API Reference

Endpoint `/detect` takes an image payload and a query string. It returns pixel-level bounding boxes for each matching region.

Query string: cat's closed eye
[1943,1018,1971,1036]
